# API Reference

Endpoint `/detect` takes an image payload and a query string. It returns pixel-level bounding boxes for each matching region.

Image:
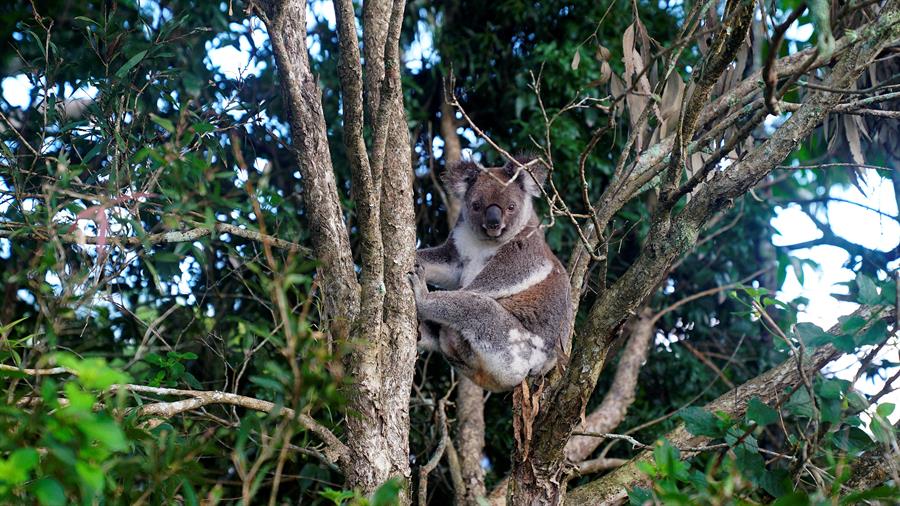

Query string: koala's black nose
[484,205,502,229]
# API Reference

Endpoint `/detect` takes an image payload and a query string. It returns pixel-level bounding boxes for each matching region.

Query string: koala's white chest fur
[453,227,500,288]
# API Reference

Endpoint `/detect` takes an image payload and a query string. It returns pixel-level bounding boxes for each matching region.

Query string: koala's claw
[407,265,428,301]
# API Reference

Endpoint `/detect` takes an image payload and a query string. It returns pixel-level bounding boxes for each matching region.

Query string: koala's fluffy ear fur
[443,160,482,198]
[504,156,547,198]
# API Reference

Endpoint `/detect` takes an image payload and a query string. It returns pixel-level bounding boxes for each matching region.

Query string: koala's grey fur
[410,157,572,392]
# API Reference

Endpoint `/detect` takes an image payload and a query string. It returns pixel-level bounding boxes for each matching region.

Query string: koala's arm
[416,240,461,289]
[464,232,552,297]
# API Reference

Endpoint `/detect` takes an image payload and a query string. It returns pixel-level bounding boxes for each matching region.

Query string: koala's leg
[414,289,548,390]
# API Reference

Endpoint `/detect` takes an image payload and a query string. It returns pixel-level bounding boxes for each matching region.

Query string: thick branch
[565,309,655,462]
[333,0,385,335]
[260,0,360,338]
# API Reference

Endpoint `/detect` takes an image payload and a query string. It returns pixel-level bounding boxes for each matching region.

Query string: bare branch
[418,399,450,506]
[0,221,312,255]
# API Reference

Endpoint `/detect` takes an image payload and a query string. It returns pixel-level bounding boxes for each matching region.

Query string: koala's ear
[443,160,482,198]
[504,156,547,198]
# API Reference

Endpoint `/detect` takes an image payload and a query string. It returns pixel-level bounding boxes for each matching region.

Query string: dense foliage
[0,0,897,504]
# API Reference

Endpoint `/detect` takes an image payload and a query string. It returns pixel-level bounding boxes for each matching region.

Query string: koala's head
[443,157,547,242]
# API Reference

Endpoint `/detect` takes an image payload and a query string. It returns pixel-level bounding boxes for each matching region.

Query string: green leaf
[772,492,810,506]
[150,114,175,134]
[181,479,199,506]
[192,122,215,135]
[76,417,127,451]
[73,16,100,26]
[856,275,879,304]
[628,486,653,506]
[0,448,39,484]
[371,477,403,506]
[680,407,721,437]
[841,486,899,505]
[746,397,778,426]
[636,460,656,476]
[841,315,867,335]
[734,446,765,484]
[794,322,831,347]
[785,388,816,419]
[870,412,893,444]
[759,470,790,498]
[319,488,355,505]
[876,402,895,418]
[82,140,107,164]
[858,320,888,347]
[817,378,848,400]
[56,354,129,389]
[35,478,67,506]
[115,50,148,78]
[832,333,857,353]
[652,439,688,481]
[75,461,105,492]
[832,426,873,453]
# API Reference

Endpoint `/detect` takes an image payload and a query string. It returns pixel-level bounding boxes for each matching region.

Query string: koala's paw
[407,264,428,301]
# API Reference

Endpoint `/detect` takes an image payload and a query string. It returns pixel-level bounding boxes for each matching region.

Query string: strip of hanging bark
[763,3,808,115]
[567,27,862,304]
[660,0,755,204]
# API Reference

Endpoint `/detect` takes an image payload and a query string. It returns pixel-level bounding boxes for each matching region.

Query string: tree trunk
[263,0,417,499]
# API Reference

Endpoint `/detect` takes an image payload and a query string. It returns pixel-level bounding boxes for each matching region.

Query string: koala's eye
[507,203,516,212]
[471,202,482,211]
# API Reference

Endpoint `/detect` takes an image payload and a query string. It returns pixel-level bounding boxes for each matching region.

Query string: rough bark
[845,444,900,492]
[509,1,900,503]
[456,378,487,504]
[262,0,417,498]
[261,0,360,339]
[565,306,887,505]
[565,309,655,462]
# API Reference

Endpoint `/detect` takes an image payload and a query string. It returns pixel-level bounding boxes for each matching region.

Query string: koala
[409,157,572,392]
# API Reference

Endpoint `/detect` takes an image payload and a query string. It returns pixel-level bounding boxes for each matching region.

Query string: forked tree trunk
[261,0,417,500]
